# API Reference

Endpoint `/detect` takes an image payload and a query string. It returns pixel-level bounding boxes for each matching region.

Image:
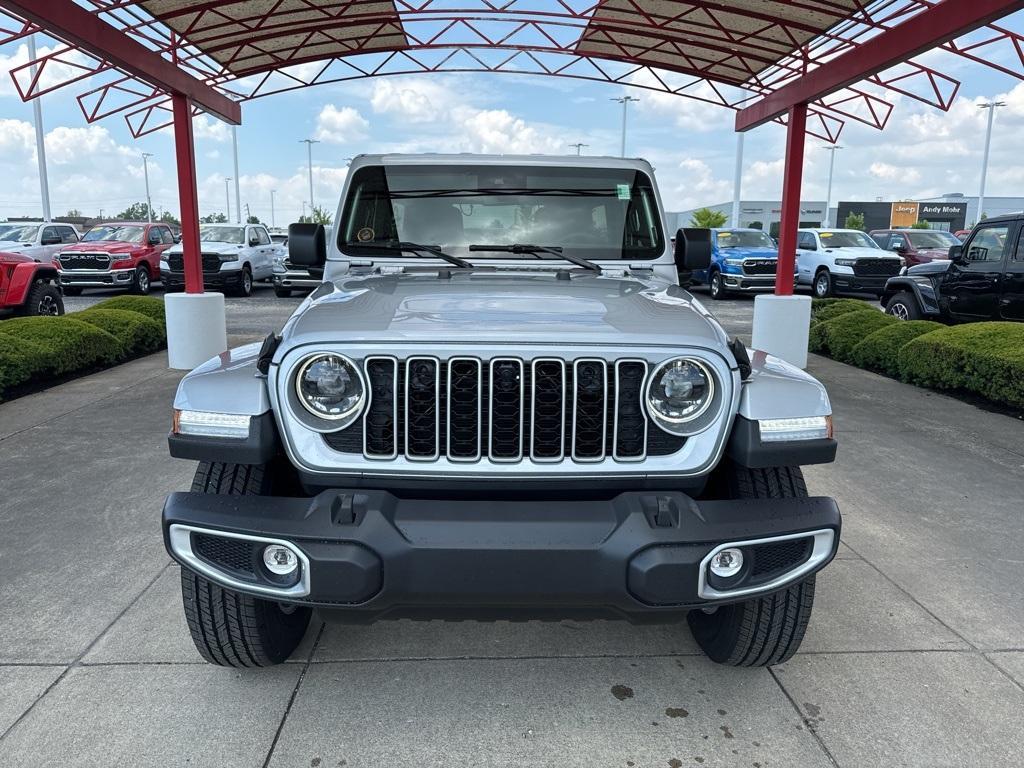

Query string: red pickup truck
[56,221,175,295]
[0,251,63,316]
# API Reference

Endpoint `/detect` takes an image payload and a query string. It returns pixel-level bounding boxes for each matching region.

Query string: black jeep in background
[881,212,1024,323]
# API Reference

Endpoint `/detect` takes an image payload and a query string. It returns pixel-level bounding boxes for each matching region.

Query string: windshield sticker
[357,227,375,242]
[820,232,834,238]
[718,231,732,238]
[616,184,631,200]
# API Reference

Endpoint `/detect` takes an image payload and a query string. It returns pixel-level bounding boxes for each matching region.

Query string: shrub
[811,298,872,325]
[91,295,166,325]
[0,316,122,375]
[898,323,1024,409]
[73,308,166,355]
[850,320,945,377]
[808,309,895,362]
[0,334,47,396]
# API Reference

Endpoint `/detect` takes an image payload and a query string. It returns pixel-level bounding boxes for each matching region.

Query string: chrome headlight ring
[644,357,717,436]
[291,352,366,429]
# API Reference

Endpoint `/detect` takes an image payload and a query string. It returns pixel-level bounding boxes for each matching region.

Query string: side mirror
[673,228,712,274]
[948,244,964,264]
[41,236,61,246]
[249,236,260,247]
[289,223,326,267]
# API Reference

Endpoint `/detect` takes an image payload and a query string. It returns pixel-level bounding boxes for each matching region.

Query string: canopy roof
[3,0,1023,141]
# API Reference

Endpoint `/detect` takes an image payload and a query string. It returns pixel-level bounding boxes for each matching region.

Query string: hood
[821,246,893,259]
[718,246,778,260]
[63,241,141,255]
[280,270,729,350]
[166,241,242,256]
[907,260,952,276]
[0,241,32,254]
[0,250,34,265]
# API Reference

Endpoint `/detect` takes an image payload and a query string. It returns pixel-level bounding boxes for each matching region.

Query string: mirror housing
[289,223,327,267]
[948,244,964,264]
[248,236,260,247]
[673,228,712,275]
[40,235,61,246]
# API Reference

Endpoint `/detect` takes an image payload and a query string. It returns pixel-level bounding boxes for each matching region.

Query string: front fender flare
[880,276,940,315]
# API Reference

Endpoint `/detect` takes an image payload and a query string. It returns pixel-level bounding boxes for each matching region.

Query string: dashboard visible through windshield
[338,164,665,261]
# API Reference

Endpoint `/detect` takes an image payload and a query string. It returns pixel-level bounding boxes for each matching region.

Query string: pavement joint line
[261,622,326,768]
[980,653,1024,694]
[0,561,172,744]
[0,362,178,443]
[768,666,842,768]
[836,538,979,652]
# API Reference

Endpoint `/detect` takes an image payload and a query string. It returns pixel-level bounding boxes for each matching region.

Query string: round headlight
[646,358,715,429]
[294,353,364,420]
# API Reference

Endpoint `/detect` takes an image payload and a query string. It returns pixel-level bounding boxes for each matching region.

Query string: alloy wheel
[38,294,59,316]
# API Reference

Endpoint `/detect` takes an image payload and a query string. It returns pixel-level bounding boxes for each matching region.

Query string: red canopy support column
[172,93,203,294]
[774,103,807,296]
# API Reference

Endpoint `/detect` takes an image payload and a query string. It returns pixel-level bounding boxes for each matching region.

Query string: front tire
[18,282,64,316]
[180,461,312,667]
[233,265,253,297]
[885,291,922,320]
[709,271,727,300]
[688,464,817,666]
[132,265,151,295]
[813,269,832,298]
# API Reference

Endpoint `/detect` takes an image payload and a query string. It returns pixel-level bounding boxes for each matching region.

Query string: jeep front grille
[324,356,683,462]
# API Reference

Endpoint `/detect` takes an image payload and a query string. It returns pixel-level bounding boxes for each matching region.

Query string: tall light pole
[731,132,745,228]
[822,145,843,227]
[224,177,232,221]
[27,35,51,221]
[610,96,640,158]
[978,101,1005,223]
[142,153,154,222]
[232,125,241,223]
[302,200,308,220]
[270,190,276,228]
[568,142,588,156]
[300,139,320,212]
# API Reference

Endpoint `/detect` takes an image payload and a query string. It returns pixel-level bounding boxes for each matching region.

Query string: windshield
[339,164,664,261]
[716,230,776,249]
[0,224,39,242]
[200,226,245,244]
[906,230,961,249]
[83,225,145,243]
[819,231,878,248]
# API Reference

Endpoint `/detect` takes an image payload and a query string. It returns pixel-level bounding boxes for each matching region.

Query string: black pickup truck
[880,212,1024,323]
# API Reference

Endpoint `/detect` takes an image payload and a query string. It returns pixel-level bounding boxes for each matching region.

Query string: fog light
[263,545,299,575]
[709,548,743,578]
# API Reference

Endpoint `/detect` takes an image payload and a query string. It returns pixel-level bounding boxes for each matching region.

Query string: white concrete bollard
[165,292,228,370]
[751,293,813,369]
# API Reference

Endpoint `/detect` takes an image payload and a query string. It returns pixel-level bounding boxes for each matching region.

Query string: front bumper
[163,488,840,621]
[722,273,795,292]
[273,270,320,289]
[60,268,134,288]
[162,269,242,289]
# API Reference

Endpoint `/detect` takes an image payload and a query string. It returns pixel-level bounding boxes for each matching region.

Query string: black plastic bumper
[163,488,841,621]
[833,274,891,293]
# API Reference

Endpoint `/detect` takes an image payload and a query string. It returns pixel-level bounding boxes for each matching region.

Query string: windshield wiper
[350,241,472,269]
[468,243,602,274]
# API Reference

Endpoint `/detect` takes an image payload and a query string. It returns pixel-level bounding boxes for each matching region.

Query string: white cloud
[370,78,457,123]
[314,105,369,143]
[661,158,734,210]
[450,107,566,154]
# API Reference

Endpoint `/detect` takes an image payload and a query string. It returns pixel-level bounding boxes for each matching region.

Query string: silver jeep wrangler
[164,154,840,668]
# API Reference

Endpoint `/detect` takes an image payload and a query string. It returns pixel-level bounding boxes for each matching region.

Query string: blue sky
[3,12,1024,224]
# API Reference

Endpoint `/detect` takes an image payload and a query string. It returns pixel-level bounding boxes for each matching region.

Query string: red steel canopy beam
[736,0,1024,132]
[0,0,240,125]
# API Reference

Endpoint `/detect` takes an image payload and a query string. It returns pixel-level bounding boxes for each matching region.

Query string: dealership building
[672,193,1024,234]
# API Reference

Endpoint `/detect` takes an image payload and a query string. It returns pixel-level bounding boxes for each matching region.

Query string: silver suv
[163,154,841,668]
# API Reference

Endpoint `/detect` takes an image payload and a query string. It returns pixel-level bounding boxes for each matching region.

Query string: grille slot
[325,354,691,462]
[749,538,813,581]
[364,357,397,458]
[447,358,482,461]
[572,359,607,461]
[405,357,440,460]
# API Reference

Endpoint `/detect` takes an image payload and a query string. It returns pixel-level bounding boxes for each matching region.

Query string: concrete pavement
[1,291,1022,767]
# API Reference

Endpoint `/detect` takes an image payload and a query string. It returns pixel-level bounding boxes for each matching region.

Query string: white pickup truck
[0,222,80,262]
[161,223,285,296]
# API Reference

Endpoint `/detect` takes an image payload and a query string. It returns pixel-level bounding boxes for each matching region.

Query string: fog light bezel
[168,524,311,598]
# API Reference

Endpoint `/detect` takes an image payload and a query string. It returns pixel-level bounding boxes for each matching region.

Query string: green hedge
[90,295,166,325]
[850,320,945,377]
[74,308,166,356]
[898,323,1024,409]
[0,317,122,376]
[811,298,872,326]
[0,296,167,401]
[809,309,895,362]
